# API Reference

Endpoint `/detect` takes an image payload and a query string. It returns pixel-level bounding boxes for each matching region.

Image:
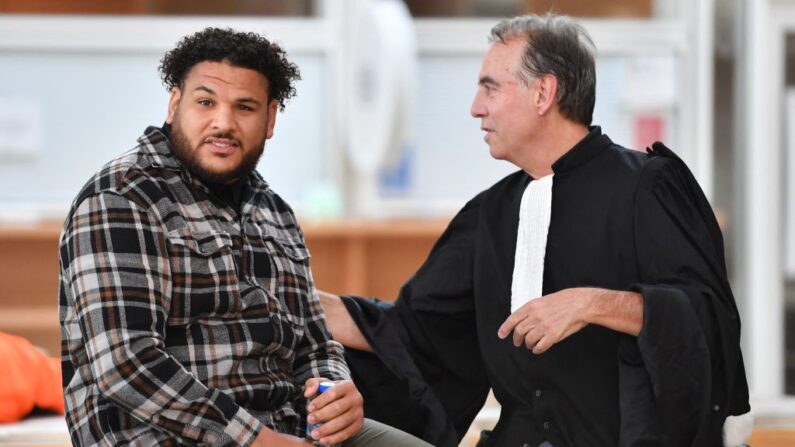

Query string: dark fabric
[206,178,249,211]
[341,128,749,447]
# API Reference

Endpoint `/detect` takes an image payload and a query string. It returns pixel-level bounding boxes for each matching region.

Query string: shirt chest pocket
[247,227,311,332]
[166,230,241,322]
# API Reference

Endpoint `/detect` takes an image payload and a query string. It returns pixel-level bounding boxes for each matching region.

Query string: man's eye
[237,104,253,111]
[198,99,212,106]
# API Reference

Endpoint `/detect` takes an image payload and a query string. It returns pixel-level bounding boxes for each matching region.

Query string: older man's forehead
[479,41,523,79]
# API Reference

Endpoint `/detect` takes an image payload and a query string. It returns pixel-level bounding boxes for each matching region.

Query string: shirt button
[543,421,551,430]
[523,444,531,447]
[535,389,542,398]
[712,404,720,412]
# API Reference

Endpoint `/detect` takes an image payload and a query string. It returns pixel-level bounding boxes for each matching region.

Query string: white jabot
[511,174,554,313]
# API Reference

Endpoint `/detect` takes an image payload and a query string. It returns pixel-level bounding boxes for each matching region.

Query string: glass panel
[0,49,328,215]
[377,52,681,211]
[0,0,312,16]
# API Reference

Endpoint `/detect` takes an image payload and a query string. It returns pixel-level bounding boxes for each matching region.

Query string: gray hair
[489,14,596,126]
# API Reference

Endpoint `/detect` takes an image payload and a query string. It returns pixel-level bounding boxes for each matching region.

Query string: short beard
[169,117,266,185]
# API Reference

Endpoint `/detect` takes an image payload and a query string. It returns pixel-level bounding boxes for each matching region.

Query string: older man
[321,14,751,447]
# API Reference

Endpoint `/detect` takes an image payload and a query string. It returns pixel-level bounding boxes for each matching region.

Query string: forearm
[317,291,373,352]
[586,288,644,336]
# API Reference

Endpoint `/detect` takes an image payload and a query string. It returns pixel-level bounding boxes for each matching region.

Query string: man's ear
[166,87,181,124]
[535,74,558,116]
[265,99,278,140]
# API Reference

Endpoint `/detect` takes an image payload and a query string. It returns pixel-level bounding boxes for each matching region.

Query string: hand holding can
[306,381,336,442]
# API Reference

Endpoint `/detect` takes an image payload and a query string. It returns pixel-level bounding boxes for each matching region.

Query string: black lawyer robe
[341,127,750,447]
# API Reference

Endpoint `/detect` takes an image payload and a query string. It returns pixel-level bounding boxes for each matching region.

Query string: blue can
[307,381,336,440]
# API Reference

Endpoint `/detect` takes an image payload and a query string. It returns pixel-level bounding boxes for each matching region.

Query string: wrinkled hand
[498,287,594,354]
[305,378,364,445]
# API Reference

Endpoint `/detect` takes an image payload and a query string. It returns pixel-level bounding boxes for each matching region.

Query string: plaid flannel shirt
[59,126,350,446]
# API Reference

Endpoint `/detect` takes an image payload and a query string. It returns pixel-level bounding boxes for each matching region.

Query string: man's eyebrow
[479,76,498,86]
[192,85,217,95]
[236,97,262,106]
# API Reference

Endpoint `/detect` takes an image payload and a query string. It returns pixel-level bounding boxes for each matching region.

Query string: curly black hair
[159,27,301,111]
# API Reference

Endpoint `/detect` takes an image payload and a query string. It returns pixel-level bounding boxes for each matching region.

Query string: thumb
[304,378,322,398]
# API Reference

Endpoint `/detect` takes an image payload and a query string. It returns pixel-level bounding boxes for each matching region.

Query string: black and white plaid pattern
[59,126,350,446]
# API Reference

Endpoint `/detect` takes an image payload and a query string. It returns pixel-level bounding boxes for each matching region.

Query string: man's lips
[204,136,240,155]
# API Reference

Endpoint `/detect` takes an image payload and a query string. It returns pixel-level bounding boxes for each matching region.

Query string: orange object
[0,332,64,423]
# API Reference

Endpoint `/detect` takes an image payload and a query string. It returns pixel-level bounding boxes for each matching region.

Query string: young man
[59,28,428,447]
[321,14,752,447]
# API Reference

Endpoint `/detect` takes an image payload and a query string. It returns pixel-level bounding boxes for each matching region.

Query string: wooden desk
[0,219,448,355]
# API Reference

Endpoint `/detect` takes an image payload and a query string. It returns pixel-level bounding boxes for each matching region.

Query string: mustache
[206,132,237,140]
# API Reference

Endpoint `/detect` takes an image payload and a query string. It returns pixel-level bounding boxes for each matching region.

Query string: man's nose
[212,107,234,131]
[471,94,486,118]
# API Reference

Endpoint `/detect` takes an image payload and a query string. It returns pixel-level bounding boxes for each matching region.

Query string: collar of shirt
[551,125,614,176]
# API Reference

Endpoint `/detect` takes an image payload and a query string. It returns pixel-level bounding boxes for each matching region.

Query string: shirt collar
[551,126,613,175]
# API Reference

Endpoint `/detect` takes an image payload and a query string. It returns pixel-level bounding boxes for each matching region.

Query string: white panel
[0,49,328,218]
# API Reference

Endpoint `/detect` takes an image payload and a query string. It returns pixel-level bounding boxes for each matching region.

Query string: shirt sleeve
[61,192,263,446]
[629,153,748,445]
[341,196,490,446]
[292,271,351,385]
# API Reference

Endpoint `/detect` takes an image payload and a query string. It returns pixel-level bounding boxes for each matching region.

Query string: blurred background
[0,0,791,445]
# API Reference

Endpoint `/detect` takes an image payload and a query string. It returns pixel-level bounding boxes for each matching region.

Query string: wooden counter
[0,219,448,355]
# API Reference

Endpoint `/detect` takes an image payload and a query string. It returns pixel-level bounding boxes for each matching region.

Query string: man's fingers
[309,397,350,425]
[313,405,362,439]
[532,334,554,354]
[316,415,364,446]
[308,381,355,411]
[512,319,538,346]
[498,309,525,339]
[523,326,544,350]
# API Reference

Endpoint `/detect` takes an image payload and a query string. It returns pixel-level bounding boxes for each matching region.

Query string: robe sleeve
[628,143,750,446]
[340,195,490,447]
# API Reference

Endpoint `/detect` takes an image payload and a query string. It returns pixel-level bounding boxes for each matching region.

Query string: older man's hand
[498,287,643,354]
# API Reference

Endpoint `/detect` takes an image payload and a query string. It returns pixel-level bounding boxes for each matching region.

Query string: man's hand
[304,378,364,445]
[497,287,643,354]
[251,427,313,447]
[498,288,591,354]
